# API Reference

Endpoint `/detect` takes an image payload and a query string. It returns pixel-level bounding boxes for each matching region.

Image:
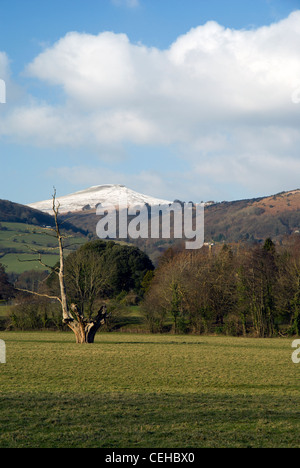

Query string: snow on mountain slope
[28,185,172,215]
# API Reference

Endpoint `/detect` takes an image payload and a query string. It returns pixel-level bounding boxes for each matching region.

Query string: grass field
[0,332,299,448]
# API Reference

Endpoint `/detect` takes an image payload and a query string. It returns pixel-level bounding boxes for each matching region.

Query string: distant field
[0,332,299,448]
[0,222,86,273]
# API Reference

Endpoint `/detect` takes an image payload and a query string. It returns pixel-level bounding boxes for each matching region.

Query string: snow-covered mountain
[28,184,172,215]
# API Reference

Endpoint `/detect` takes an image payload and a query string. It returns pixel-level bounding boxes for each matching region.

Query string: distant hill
[0,199,56,226]
[204,189,300,243]
[0,199,86,235]
[3,188,299,268]
[59,189,300,247]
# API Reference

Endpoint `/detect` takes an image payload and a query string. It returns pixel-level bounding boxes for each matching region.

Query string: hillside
[0,222,87,274]
[60,189,300,249]
[0,199,56,226]
[0,199,86,234]
[2,189,299,271]
[205,189,300,243]
[0,200,87,274]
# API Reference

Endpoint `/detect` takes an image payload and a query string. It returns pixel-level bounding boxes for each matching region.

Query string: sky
[0,0,300,205]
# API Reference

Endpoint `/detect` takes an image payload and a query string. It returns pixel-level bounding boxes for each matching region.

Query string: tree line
[1,232,300,338]
[142,237,300,337]
[0,239,154,334]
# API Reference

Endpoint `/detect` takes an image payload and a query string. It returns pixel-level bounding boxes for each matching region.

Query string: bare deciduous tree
[15,190,108,343]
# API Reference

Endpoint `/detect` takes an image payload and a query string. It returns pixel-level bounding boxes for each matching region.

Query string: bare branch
[15,287,62,304]
[17,252,59,274]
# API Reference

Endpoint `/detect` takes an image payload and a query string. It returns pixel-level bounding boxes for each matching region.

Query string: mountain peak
[28,185,172,215]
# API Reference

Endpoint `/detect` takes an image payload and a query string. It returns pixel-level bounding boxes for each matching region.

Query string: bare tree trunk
[68,304,108,343]
[58,234,73,322]
[52,192,75,324]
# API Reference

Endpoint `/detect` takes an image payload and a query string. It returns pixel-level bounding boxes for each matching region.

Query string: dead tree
[68,304,107,344]
[15,190,108,343]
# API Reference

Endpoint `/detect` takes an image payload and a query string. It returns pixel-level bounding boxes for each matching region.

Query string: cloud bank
[1,11,300,200]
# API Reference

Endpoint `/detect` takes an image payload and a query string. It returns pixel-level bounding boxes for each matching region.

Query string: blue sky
[0,0,300,204]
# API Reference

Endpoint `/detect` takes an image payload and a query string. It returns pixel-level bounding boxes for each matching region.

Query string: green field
[0,223,86,273]
[0,332,299,448]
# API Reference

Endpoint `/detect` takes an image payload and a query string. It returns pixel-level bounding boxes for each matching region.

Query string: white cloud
[23,12,300,136]
[1,12,300,199]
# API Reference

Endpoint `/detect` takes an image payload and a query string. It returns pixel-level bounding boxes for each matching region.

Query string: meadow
[0,222,86,274]
[0,332,299,448]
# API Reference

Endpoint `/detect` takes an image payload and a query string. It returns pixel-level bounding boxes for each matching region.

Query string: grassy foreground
[0,332,299,448]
